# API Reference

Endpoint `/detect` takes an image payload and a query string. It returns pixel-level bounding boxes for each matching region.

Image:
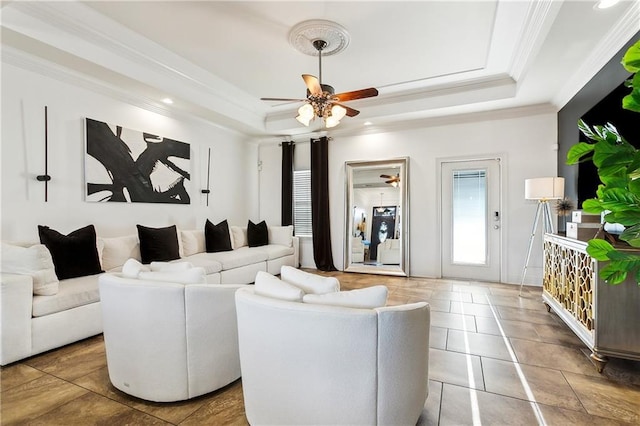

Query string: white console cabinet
[542,233,640,372]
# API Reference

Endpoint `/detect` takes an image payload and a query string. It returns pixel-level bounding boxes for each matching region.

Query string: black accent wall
[558,32,639,208]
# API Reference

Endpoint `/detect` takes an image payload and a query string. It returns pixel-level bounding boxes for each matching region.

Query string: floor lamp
[519,177,564,296]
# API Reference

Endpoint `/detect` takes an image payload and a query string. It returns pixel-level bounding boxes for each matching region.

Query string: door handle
[494,211,500,221]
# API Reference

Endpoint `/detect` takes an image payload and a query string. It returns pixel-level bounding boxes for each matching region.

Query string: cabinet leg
[543,302,551,313]
[589,352,608,373]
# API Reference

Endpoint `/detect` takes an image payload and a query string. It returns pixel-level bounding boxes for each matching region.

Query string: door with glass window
[441,159,501,281]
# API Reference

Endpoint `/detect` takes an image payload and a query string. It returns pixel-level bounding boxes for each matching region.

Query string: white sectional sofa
[0,225,299,365]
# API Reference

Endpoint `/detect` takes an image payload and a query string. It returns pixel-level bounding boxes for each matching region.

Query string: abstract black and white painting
[85,118,191,204]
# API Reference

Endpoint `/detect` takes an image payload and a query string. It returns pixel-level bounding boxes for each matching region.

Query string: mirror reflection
[345,158,408,276]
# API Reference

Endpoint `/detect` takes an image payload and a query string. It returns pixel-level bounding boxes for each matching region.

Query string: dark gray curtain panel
[311,136,337,271]
[281,141,295,226]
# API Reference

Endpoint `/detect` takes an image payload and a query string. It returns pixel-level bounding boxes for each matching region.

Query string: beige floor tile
[417,380,442,426]
[474,315,541,341]
[597,356,640,387]
[532,322,585,347]
[450,284,492,294]
[430,311,476,332]
[482,357,585,411]
[430,290,473,303]
[73,366,206,424]
[473,293,546,311]
[563,371,640,424]
[537,404,629,426]
[449,301,496,318]
[179,381,247,425]
[429,326,448,350]
[0,375,88,424]
[28,392,171,425]
[496,305,562,326]
[428,348,484,390]
[25,335,106,381]
[446,329,512,361]
[424,298,451,313]
[1,363,45,392]
[439,383,543,425]
[510,338,601,377]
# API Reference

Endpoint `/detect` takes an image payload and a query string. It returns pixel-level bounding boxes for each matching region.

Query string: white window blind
[293,170,312,237]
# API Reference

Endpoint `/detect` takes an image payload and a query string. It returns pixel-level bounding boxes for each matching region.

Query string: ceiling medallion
[288,19,351,57]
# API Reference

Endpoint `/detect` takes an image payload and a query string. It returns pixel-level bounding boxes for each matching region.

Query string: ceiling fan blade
[334,87,379,102]
[380,174,392,179]
[261,97,307,102]
[333,102,360,117]
[302,74,322,96]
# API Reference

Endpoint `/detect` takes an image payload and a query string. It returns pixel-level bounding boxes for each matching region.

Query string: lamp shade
[525,177,564,200]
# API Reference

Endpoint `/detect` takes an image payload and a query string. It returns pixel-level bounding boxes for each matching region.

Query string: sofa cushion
[0,243,59,295]
[205,219,233,253]
[203,247,267,270]
[268,225,293,247]
[38,225,103,280]
[257,245,295,261]
[180,230,205,257]
[230,226,247,249]
[280,265,339,294]
[247,220,268,247]
[254,271,304,302]
[99,235,141,271]
[179,253,223,274]
[137,225,180,264]
[32,274,101,317]
[302,285,388,309]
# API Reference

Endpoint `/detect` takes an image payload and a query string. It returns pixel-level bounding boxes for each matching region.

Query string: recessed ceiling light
[162,98,174,105]
[364,121,373,126]
[595,0,620,9]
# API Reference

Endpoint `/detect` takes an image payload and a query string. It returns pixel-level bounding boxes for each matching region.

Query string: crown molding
[3,2,266,131]
[1,47,247,137]
[552,1,640,109]
[509,0,564,81]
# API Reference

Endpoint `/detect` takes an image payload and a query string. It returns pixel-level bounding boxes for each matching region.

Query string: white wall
[258,110,558,285]
[1,62,255,241]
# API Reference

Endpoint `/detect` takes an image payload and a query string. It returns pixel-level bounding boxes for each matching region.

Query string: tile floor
[2,272,639,425]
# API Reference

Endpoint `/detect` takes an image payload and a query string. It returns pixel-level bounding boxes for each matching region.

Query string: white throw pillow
[280,265,339,295]
[268,225,294,247]
[302,285,388,309]
[1,243,59,295]
[180,230,205,256]
[138,267,206,284]
[121,258,150,278]
[254,271,304,302]
[99,235,141,271]
[230,226,247,249]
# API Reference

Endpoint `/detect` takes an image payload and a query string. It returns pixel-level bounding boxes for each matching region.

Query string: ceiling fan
[261,39,378,128]
[380,173,400,187]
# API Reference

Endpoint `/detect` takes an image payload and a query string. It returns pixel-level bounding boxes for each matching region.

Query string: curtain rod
[278,136,333,146]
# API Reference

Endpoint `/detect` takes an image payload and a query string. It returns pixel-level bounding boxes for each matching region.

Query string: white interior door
[441,159,501,281]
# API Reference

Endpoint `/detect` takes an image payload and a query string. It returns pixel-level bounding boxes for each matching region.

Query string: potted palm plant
[566,40,640,285]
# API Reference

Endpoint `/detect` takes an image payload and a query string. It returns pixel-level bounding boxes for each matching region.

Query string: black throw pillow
[247,220,268,247]
[136,224,180,264]
[38,224,103,280]
[205,219,233,253]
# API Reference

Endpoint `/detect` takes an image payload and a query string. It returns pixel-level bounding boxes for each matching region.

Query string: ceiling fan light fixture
[296,103,314,126]
[331,104,347,120]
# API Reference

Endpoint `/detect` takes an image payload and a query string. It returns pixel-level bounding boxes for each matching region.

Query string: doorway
[440,158,501,281]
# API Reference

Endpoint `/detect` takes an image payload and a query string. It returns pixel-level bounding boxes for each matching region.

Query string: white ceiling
[1,1,638,138]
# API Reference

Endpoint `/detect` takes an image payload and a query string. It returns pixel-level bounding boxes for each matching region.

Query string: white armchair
[99,273,244,402]
[378,238,401,264]
[235,284,430,425]
[351,237,365,263]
